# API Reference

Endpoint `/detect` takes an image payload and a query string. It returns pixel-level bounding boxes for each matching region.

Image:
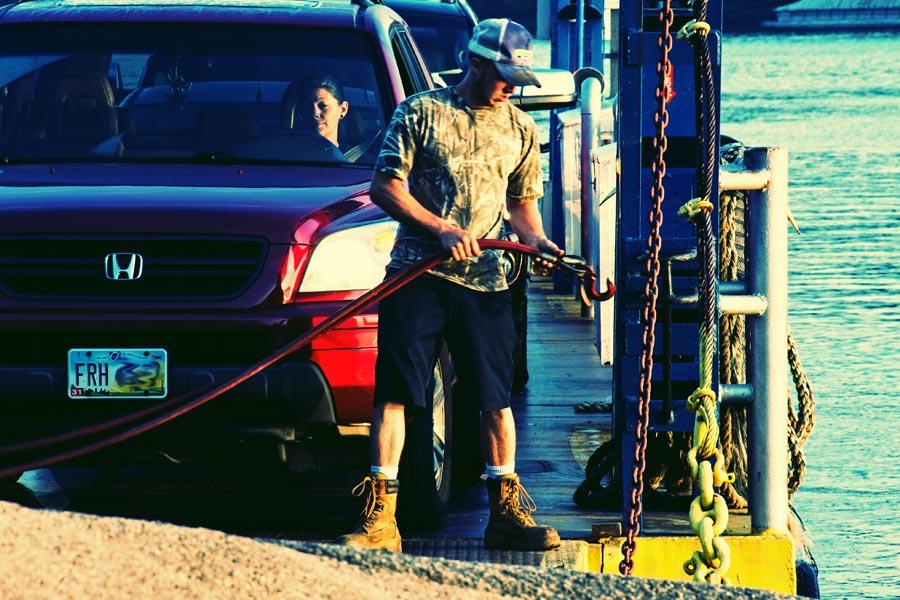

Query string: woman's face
[310,87,348,146]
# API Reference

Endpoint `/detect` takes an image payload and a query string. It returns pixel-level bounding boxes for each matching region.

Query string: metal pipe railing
[745,145,790,534]
[576,0,585,70]
[720,294,768,316]
[580,74,603,318]
[719,167,770,192]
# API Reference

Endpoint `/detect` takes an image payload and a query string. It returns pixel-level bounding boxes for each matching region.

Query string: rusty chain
[619,0,674,576]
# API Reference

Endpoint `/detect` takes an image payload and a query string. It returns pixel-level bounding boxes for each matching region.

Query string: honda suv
[0,0,574,523]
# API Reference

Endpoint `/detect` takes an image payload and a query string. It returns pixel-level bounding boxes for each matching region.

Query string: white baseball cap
[468,18,541,88]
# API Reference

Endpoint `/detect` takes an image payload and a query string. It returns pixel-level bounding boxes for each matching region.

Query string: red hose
[0,240,613,479]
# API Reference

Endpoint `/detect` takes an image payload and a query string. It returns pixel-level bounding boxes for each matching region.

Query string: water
[722,32,900,599]
[537,32,900,598]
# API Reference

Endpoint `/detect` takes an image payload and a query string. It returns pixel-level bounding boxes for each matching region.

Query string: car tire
[397,348,453,530]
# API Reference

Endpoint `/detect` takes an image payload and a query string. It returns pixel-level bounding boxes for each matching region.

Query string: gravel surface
[0,501,794,599]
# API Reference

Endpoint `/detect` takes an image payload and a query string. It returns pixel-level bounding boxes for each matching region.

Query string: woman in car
[306,75,349,149]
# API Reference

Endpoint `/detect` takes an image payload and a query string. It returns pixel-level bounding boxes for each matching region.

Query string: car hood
[0,163,373,244]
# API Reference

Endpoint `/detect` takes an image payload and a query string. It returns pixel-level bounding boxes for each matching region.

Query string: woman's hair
[308,74,344,103]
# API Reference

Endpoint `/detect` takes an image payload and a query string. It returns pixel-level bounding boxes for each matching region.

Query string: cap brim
[495,62,542,88]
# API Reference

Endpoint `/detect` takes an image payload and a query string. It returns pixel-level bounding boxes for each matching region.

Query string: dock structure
[767,0,900,29]
[401,277,795,593]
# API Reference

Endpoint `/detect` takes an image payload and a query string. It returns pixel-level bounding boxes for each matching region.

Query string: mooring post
[747,145,790,534]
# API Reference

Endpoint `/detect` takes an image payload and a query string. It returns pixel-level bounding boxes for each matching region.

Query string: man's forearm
[370,173,448,237]
[507,199,550,247]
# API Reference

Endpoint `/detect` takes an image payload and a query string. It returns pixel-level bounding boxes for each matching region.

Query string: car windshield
[401,13,471,84]
[0,24,390,166]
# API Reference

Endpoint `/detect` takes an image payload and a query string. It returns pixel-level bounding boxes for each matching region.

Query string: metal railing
[719,146,790,534]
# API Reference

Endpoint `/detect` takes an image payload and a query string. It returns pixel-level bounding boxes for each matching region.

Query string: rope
[681,0,733,584]
[719,190,749,509]
[787,329,816,496]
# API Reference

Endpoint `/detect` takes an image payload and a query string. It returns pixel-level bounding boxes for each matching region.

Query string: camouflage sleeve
[507,120,543,203]
[374,100,419,181]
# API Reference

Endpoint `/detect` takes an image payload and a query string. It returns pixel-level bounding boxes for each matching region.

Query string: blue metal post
[614,0,723,529]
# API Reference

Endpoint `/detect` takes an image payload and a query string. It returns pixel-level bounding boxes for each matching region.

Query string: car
[382,0,477,87]
[0,0,574,525]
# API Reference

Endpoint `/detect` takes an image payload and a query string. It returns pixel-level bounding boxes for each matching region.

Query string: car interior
[0,50,388,165]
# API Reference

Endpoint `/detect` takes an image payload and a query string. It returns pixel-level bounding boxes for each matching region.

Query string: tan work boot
[336,473,402,551]
[484,473,561,551]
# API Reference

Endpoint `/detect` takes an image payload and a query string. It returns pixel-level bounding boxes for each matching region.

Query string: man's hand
[506,198,562,275]
[440,225,481,261]
[529,236,564,276]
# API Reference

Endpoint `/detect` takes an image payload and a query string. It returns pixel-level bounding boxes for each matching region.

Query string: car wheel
[397,348,453,530]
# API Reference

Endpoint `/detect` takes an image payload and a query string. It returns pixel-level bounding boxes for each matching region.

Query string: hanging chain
[676,0,734,585]
[619,0,674,576]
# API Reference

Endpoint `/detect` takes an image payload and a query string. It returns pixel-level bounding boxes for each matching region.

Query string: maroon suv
[0,0,571,524]
[0,0,469,516]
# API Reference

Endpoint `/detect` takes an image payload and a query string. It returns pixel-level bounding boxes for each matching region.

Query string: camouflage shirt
[374,86,542,292]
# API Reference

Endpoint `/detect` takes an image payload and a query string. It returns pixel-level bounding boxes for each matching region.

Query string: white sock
[370,465,399,480]
[484,463,515,480]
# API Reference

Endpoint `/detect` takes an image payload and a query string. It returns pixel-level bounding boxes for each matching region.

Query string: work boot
[484,473,561,550]
[336,473,402,551]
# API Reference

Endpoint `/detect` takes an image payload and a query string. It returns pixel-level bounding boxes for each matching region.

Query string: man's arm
[370,172,481,261]
[507,198,563,274]
[506,197,562,256]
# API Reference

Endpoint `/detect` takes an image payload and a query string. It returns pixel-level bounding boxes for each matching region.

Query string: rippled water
[722,32,900,599]
[537,31,899,598]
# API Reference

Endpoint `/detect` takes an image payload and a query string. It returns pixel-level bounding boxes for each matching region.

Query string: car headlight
[298,220,398,293]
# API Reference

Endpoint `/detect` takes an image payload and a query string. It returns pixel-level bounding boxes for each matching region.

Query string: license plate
[68,348,167,399]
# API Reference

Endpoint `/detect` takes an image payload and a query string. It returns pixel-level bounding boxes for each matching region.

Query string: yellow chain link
[681,206,733,583]
[676,19,711,40]
[684,391,734,584]
[678,198,714,221]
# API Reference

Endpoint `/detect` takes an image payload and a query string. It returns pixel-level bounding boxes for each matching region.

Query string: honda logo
[104,253,144,280]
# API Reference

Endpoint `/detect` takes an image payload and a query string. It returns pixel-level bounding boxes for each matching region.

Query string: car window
[390,29,429,96]
[0,24,390,166]
[400,13,471,82]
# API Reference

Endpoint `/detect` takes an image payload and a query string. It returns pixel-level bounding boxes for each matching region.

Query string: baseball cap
[468,18,541,88]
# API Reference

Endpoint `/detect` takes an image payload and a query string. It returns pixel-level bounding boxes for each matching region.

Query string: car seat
[41,73,118,155]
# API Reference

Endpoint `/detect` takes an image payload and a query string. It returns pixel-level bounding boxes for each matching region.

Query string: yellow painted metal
[676,19,712,40]
[595,532,796,595]
[678,197,715,220]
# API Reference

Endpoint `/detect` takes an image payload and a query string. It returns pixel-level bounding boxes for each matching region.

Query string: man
[338,19,562,552]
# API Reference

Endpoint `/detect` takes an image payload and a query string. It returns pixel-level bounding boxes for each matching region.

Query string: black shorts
[374,273,515,413]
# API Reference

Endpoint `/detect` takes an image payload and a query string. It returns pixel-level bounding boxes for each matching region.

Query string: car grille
[0,235,267,301]
[0,329,311,367]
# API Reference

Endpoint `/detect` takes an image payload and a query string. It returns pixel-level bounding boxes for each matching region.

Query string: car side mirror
[509,68,577,112]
